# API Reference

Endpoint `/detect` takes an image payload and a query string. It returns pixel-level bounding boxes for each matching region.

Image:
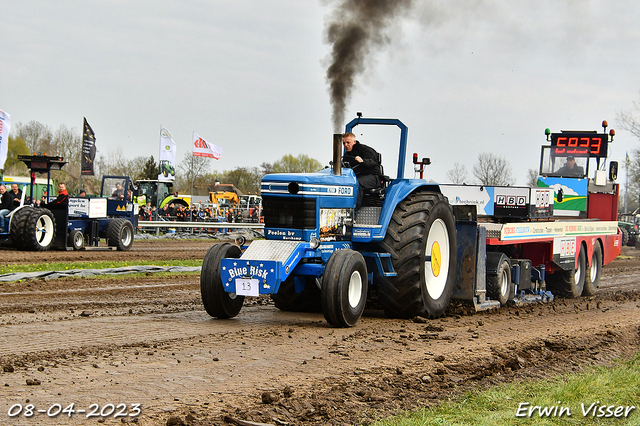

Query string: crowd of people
[137,202,260,224]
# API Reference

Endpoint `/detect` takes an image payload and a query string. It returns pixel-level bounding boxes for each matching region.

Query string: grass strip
[0,259,203,275]
[373,353,640,425]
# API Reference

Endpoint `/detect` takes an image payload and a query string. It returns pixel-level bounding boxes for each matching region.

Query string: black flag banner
[81,117,96,176]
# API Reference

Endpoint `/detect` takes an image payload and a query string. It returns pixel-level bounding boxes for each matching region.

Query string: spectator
[42,183,69,210]
[151,206,158,221]
[167,202,177,218]
[9,183,23,210]
[0,185,12,231]
[78,189,87,197]
[226,207,235,223]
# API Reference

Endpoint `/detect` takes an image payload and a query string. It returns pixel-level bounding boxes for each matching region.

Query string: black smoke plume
[325,0,413,131]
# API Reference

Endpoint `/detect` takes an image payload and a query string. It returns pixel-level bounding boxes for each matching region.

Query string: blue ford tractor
[201,115,459,327]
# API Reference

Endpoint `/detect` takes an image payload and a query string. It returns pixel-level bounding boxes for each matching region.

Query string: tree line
[3,120,322,196]
[5,111,640,213]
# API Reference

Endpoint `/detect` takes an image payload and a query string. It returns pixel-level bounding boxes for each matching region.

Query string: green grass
[373,353,640,426]
[0,259,203,275]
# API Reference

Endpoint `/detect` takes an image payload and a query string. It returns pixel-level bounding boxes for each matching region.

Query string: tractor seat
[362,153,390,207]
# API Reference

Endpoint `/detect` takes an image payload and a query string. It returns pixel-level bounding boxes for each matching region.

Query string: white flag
[0,110,10,169]
[158,126,177,182]
[193,133,222,159]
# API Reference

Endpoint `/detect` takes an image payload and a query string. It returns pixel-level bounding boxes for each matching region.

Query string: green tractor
[618,211,639,246]
[135,180,189,210]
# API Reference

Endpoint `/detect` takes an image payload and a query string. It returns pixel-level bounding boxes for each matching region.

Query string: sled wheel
[321,249,368,328]
[200,243,244,319]
[69,230,84,250]
[376,191,457,318]
[548,243,586,298]
[486,253,512,305]
[9,207,33,249]
[271,276,321,312]
[107,219,134,251]
[583,242,602,296]
[22,208,56,251]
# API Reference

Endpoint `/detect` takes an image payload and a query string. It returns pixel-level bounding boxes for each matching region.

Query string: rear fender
[366,180,442,240]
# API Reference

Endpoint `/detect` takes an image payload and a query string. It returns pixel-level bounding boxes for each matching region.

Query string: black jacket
[43,191,69,209]
[342,141,380,177]
[0,192,12,211]
[9,189,22,210]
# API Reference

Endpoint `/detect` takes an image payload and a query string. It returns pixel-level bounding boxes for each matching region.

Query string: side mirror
[609,161,619,181]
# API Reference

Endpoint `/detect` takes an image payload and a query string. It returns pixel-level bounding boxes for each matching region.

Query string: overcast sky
[2,0,640,185]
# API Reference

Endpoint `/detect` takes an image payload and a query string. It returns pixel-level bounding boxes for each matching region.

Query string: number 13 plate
[235,278,259,297]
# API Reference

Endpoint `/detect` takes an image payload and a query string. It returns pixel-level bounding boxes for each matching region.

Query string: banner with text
[0,110,10,169]
[158,126,177,182]
[192,132,222,159]
[81,117,97,176]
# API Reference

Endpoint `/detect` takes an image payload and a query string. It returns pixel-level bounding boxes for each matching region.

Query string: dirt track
[1,239,639,426]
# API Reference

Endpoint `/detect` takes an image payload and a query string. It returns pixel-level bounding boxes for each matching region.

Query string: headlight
[309,237,320,249]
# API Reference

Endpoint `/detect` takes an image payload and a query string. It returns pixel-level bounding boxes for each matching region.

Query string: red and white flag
[0,110,10,168]
[193,133,222,159]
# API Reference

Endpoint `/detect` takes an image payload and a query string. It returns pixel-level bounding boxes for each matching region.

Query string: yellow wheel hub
[431,241,441,277]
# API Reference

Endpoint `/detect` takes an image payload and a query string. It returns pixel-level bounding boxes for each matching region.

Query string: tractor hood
[260,167,357,195]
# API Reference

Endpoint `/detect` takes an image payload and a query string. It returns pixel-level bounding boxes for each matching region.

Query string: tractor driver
[342,132,382,208]
[112,182,125,199]
[42,183,69,210]
[555,155,585,177]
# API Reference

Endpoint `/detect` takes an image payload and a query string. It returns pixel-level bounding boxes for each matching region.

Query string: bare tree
[13,121,53,153]
[617,98,640,212]
[473,152,514,186]
[177,152,211,194]
[446,162,469,184]
[617,94,640,139]
[527,169,539,188]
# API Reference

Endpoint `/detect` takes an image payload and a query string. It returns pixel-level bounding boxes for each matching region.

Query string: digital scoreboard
[549,132,608,158]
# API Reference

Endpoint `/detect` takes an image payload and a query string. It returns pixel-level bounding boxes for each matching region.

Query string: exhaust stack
[333,133,342,175]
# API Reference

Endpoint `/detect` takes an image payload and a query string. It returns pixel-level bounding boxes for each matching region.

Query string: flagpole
[625,153,629,214]
[190,132,194,225]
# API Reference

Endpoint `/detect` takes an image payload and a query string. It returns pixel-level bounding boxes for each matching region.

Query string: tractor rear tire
[376,191,457,319]
[621,227,629,246]
[21,208,56,251]
[321,249,368,327]
[547,243,586,298]
[107,219,134,251]
[583,242,602,296]
[486,253,512,305]
[69,229,85,250]
[9,207,33,249]
[200,243,244,319]
[271,276,322,312]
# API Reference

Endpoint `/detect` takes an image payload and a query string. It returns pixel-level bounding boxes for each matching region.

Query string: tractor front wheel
[321,249,368,327]
[200,243,244,319]
[107,219,134,251]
